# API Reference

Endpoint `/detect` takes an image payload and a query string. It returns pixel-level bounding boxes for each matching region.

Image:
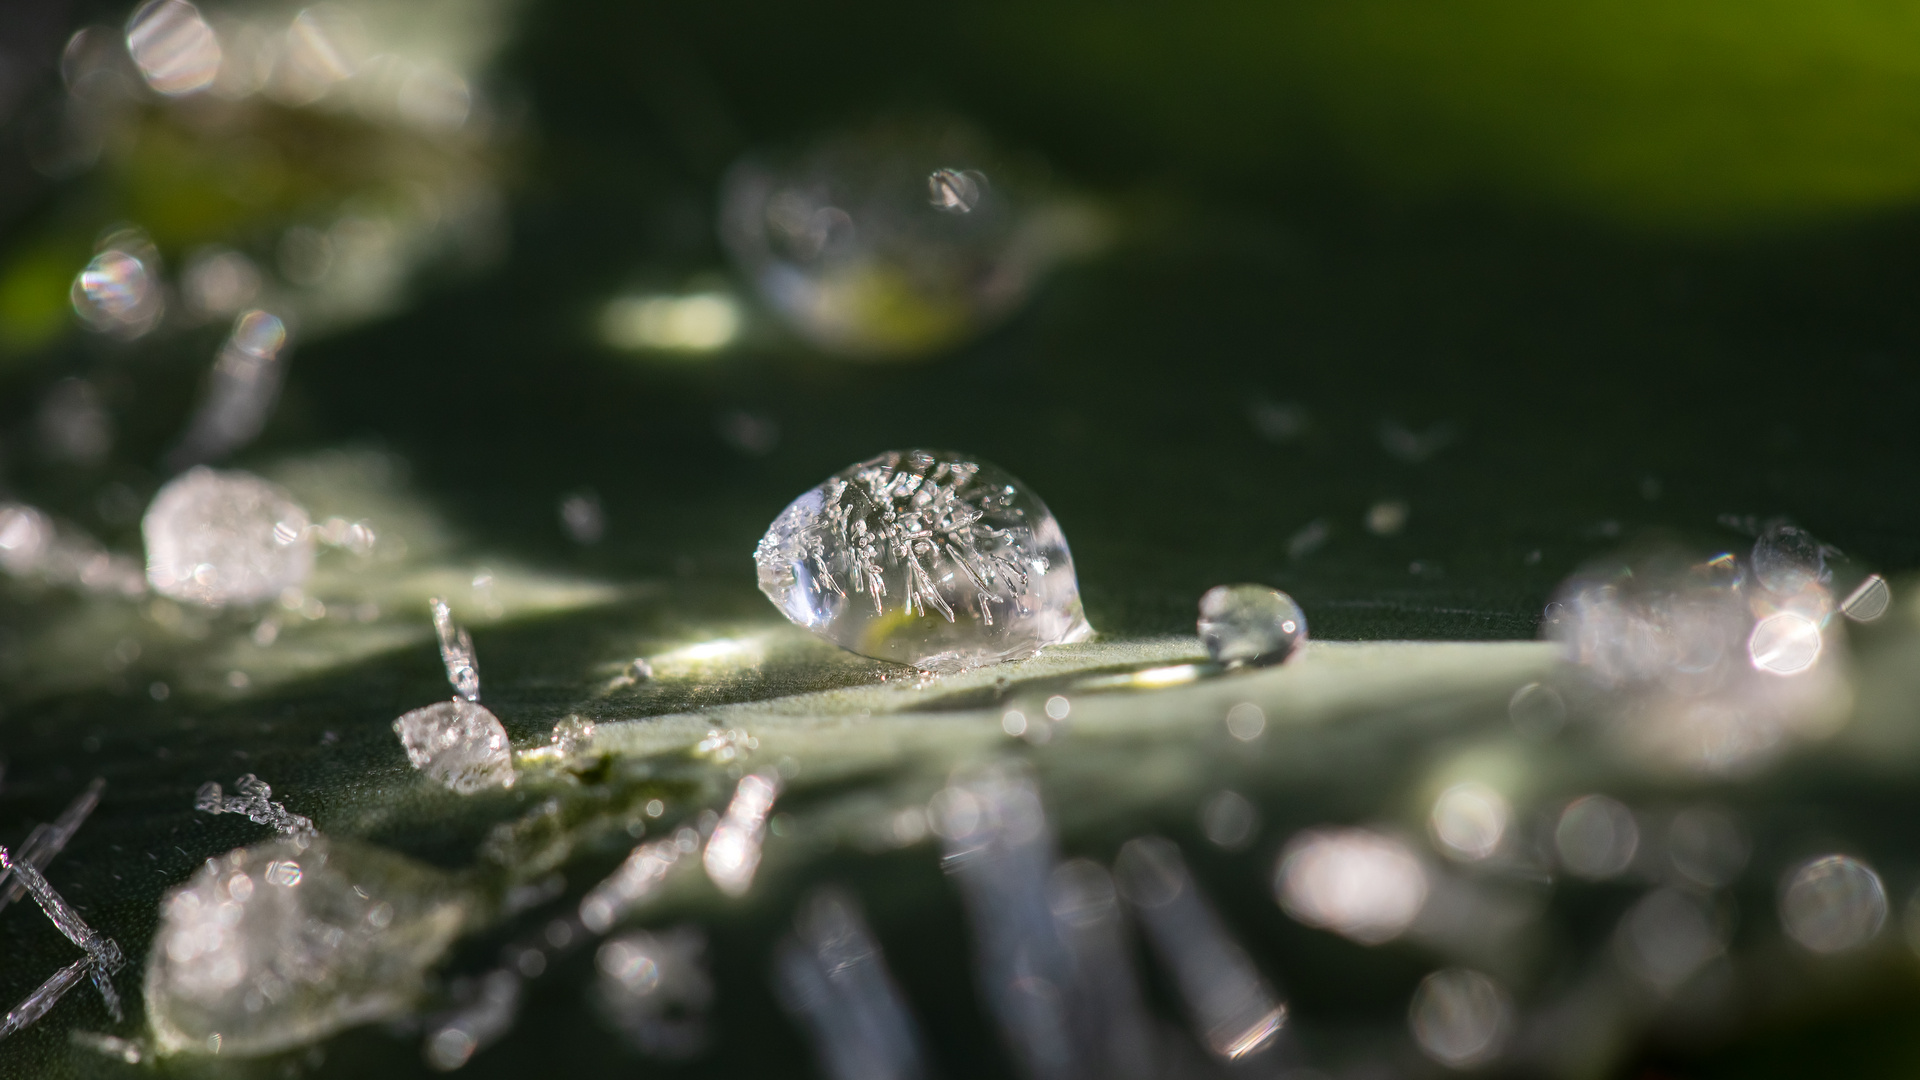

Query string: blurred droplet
[559,491,605,545]
[1555,795,1639,880]
[1201,791,1258,850]
[143,468,314,607]
[1840,574,1892,623]
[126,0,221,96]
[182,248,262,319]
[1508,681,1566,738]
[0,504,55,577]
[35,379,112,465]
[1430,783,1509,862]
[72,244,163,337]
[1666,806,1749,888]
[1409,969,1512,1069]
[1197,584,1308,667]
[774,889,928,1080]
[927,167,986,213]
[1748,611,1823,675]
[1249,399,1307,443]
[1616,888,1726,989]
[1751,521,1827,595]
[278,226,334,286]
[1225,702,1266,741]
[169,311,291,468]
[593,927,712,1057]
[274,6,365,105]
[1365,500,1409,536]
[1781,855,1886,954]
[1277,828,1428,944]
[601,292,742,353]
[395,65,472,132]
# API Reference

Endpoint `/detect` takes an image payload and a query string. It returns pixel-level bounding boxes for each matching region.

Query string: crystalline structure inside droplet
[143,467,314,606]
[145,837,469,1057]
[393,700,515,793]
[719,120,1102,357]
[1548,543,1849,774]
[1197,585,1308,667]
[755,449,1092,672]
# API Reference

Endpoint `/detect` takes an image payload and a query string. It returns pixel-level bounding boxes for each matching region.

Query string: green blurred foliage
[979,0,1920,229]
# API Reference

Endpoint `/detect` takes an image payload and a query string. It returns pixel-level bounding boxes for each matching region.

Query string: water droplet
[1276,828,1427,944]
[1409,969,1512,1068]
[126,0,222,96]
[1782,854,1886,953]
[1429,782,1509,862]
[1752,520,1827,595]
[927,167,986,213]
[755,450,1092,671]
[1197,585,1307,668]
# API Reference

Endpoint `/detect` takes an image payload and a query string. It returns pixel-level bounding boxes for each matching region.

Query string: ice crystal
[194,774,317,841]
[145,837,469,1057]
[167,310,291,469]
[393,700,514,794]
[431,597,480,701]
[0,777,104,915]
[579,828,700,934]
[143,468,314,606]
[0,846,126,1034]
[756,449,1092,671]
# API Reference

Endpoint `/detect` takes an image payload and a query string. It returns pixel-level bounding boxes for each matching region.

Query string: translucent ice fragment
[774,888,927,1080]
[1197,585,1307,667]
[755,449,1092,672]
[393,700,514,793]
[143,468,314,606]
[145,837,469,1057]
[720,120,1102,357]
[579,829,698,934]
[430,597,480,701]
[0,777,104,914]
[167,310,291,469]
[0,957,92,1042]
[1116,837,1287,1060]
[194,774,317,840]
[593,926,713,1058]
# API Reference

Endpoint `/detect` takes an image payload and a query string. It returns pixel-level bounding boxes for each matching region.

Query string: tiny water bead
[142,468,314,607]
[754,449,1092,672]
[1197,585,1307,667]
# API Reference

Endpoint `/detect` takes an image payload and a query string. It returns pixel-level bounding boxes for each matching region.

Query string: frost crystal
[145,837,469,1057]
[704,773,779,897]
[0,845,126,1036]
[195,774,318,841]
[167,310,291,469]
[0,777,104,915]
[431,597,481,701]
[143,467,314,606]
[755,449,1092,671]
[394,701,515,794]
[775,888,927,1080]
[579,828,700,934]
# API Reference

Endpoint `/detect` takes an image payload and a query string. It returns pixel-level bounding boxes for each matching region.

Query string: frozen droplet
[1841,574,1892,623]
[145,837,469,1056]
[126,0,221,95]
[1555,795,1638,880]
[1197,585,1307,668]
[1408,969,1512,1069]
[429,598,480,702]
[1276,828,1427,944]
[1781,854,1886,954]
[143,468,314,607]
[1429,783,1509,862]
[1752,521,1827,595]
[927,167,986,213]
[720,121,1099,356]
[755,449,1092,672]
[392,701,514,793]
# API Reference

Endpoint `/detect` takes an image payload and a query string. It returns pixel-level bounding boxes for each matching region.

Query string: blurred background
[3,0,1920,1077]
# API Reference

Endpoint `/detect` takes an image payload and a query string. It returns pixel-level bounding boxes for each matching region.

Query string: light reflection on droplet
[1276,828,1428,944]
[1430,783,1510,862]
[1781,854,1886,954]
[1752,521,1827,595]
[1555,795,1639,880]
[1200,791,1258,851]
[601,292,742,353]
[1225,702,1266,742]
[1841,574,1892,623]
[1408,968,1512,1069]
[73,250,154,329]
[1748,611,1823,675]
[126,0,222,96]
